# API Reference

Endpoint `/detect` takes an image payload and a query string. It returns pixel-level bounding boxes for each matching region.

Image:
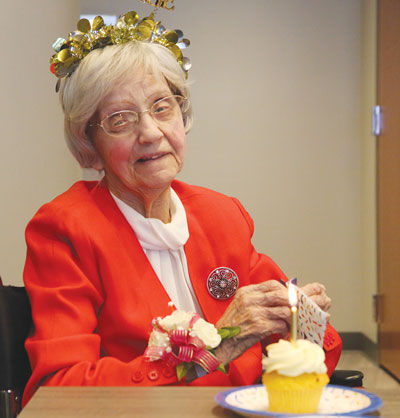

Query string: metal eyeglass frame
[88,94,187,137]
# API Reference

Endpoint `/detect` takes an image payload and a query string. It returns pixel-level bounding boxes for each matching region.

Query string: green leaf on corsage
[176,362,192,381]
[218,326,240,340]
[217,363,228,374]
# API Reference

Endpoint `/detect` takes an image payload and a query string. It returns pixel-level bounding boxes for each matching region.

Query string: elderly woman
[22,11,341,406]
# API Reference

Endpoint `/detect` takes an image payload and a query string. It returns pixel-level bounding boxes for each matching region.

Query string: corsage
[144,309,240,380]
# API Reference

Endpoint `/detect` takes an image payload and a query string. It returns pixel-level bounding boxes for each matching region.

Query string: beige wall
[1,0,378,337]
[0,1,81,285]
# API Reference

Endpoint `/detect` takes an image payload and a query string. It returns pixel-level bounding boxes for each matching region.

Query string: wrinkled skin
[301,282,332,313]
[213,280,331,366]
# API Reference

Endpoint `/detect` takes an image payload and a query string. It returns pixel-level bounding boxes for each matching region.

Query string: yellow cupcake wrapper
[262,371,329,414]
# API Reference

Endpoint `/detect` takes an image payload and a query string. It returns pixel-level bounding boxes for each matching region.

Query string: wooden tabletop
[19,386,400,417]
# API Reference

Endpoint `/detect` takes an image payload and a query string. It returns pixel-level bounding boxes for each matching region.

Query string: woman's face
[89,72,186,200]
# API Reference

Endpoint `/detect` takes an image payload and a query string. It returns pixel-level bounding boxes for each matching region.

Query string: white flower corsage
[144,309,240,380]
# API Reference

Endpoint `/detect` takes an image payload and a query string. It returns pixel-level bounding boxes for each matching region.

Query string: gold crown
[50,10,191,89]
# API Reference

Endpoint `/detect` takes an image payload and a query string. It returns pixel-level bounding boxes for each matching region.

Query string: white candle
[288,283,298,342]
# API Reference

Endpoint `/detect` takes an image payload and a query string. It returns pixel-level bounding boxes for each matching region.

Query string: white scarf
[111,189,202,314]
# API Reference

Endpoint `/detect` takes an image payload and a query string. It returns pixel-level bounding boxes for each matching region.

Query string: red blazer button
[132,371,144,383]
[147,370,159,381]
[162,367,176,378]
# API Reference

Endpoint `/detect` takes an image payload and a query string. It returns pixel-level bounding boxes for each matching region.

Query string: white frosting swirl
[262,339,327,377]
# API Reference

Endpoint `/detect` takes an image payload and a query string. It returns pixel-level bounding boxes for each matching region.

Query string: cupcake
[262,339,329,414]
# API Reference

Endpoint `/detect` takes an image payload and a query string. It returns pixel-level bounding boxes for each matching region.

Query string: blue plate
[215,384,383,417]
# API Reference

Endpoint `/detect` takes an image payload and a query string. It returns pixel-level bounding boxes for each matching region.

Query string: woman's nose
[136,111,163,144]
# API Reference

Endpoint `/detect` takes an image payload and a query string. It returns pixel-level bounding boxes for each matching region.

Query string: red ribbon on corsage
[144,309,240,380]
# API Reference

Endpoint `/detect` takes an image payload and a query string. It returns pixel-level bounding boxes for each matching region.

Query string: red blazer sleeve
[323,323,342,376]
[22,207,178,407]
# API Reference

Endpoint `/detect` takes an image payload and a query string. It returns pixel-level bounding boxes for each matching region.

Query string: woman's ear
[88,136,105,171]
[88,139,104,171]
[91,159,104,171]
[78,125,104,171]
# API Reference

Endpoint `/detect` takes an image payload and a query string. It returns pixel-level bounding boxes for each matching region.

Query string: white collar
[110,188,189,251]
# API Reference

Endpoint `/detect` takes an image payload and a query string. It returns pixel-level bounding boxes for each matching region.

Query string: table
[19,386,400,417]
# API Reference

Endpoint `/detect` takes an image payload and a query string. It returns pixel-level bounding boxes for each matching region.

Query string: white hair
[59,41,193,168]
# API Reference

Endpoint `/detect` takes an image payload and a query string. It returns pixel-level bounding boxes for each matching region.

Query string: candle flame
[288,283,298,307]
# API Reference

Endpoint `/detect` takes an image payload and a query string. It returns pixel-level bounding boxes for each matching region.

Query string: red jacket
[23,180,341,406]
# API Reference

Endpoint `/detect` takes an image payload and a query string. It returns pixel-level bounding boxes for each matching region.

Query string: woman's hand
[300,282,331,312]
[213,280,291,366]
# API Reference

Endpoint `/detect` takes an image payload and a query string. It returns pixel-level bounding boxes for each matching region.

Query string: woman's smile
[136,152,169,164]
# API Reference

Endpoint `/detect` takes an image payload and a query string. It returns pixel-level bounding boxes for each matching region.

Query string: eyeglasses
[89,94,188,137]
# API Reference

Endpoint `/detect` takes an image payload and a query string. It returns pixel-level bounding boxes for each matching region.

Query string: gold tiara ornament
[140,0,175,10]
[50,9,191,91]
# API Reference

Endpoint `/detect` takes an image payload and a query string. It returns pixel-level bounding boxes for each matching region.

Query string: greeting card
[288,278,328,347]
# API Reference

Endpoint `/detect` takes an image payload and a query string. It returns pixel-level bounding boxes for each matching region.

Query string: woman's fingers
[227,305,291,338]
[238,280,290,307]
[301,282,326,296]
[262,318,289,336]
[301,282,331,312]
[309,294,332,312]
[232,316,289,338]
[233,280,331,313]
[263,288,290,307]
[265,305,291,320]
[216,281,291,330]
[252,279,286,293]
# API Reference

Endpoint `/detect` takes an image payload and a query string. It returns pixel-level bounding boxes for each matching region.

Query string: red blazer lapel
[183,205,233,324]
[91,182,173,320]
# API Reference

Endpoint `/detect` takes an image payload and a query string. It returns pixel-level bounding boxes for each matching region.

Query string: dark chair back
[0,285,32,417]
